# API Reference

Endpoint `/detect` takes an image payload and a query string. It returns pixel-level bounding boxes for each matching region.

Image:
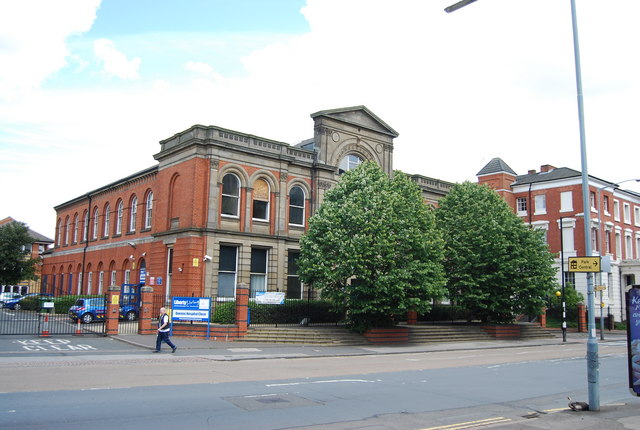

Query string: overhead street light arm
[444,0,479,13]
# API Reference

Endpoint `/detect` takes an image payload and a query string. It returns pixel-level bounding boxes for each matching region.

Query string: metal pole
[570,0,599,411]
[560,217,567,342]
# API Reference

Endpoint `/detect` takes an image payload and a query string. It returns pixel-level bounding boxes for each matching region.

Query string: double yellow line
[421,417,512,430]
[421,408,567,430]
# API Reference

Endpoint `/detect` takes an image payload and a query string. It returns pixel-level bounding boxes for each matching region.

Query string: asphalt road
[0,333,639,429]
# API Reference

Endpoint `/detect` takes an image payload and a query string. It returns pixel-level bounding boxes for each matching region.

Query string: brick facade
[42,106,453,303]
[478,158,640,322]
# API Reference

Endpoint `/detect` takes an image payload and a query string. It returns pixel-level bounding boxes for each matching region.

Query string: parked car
[68,297,139,323]
[2,293,53,310]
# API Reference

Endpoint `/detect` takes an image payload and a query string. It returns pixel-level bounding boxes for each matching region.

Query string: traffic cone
[74,318,83,336]
[40,313,50,337]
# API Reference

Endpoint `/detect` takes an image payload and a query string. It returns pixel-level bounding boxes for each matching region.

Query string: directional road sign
[568,256,601,273]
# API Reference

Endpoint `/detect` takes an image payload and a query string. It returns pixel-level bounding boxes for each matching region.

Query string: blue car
[68,297,139,323]
[2,293,53,310]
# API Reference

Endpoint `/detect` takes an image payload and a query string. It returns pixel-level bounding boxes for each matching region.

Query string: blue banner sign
[172,297,211,322]
[627,285,640,397]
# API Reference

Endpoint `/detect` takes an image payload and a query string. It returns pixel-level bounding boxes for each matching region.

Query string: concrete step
[242,326,367,345]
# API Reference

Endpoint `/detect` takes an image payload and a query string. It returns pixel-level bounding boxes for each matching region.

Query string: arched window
[252,179,270,221]
[221,173,240,217]
[129,196,138,232]
[289,186,305,226]
[92,207,99,240]
[115,200,123,235]
[56,219,62,246]
[64,216,70,245]
[103,203,111,237]
[338,154,363,174]
[144,192,153,229]
[82,211,89,242]
[72,214,79,243]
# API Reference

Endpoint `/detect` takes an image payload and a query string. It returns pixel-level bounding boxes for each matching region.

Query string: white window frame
[111,270,117,287]
[623,202,631,224]
[116,200,123,235]
[64,216,70,245]
[289,186,306,226]
[73,214,79,243]
[129,196,138,232]
[635,206,640,227]
[614,200,620,221]
[249,248,268,298]
[218,245,238,298]
[144,192,153,229]
[560,191,573,213]
[252,179,270,222]
[625,232,633,259]
[77,272,82,295]
[92,208,99,240]
[83,211,89,242]
[221,174,240,218]
[124,270,131,285]
[103,203,110,237]
[87,272,93,295]
[98,271,104,294]
[534,194,546,215]
[516,197,527,216]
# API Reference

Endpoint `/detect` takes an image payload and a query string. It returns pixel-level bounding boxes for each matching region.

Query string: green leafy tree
[0,221,39,286]
[435,182,558,324]
[298,162,446,332]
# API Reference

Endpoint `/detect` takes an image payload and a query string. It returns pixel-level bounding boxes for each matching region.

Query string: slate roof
[512,167,582,186]
[476,157,517,176]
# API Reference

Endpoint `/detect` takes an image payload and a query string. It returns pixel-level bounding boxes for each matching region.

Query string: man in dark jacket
[154,307,177,353]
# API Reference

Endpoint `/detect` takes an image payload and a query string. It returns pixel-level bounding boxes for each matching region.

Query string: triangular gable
[310,106,399,138]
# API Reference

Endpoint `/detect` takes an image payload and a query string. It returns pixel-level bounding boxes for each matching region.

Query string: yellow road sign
[568,256,601,273]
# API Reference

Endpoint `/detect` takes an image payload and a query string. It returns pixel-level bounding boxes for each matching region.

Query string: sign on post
[627,285,640,397]
[568,256,601,272]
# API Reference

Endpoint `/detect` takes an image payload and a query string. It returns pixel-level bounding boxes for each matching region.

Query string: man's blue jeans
[156,330,176,351]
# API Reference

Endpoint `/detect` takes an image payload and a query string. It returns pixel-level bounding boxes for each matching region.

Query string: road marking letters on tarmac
[14,339,97,351]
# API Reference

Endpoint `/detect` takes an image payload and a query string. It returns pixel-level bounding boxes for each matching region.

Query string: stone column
[138,286,154,335]
[105,285,121,336]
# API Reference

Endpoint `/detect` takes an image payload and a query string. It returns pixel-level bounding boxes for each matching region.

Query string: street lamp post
[559,217,569,343]
[445,0,600,410]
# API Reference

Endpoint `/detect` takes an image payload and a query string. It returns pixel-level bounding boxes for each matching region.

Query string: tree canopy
[0,221,39,286]
[298,162,446,332]
[435,182,558,324]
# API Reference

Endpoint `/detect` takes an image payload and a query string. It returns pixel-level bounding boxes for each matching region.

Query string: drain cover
[224,393,321,411]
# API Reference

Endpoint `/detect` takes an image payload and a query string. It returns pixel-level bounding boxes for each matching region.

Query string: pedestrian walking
[154,307,177,353]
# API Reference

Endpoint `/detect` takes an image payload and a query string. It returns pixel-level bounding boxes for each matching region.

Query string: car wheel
[125,310,137,321]
[81,313,94,324]
[14,303,21,311]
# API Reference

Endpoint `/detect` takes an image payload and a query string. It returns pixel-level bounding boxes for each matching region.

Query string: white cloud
[2,0,640,239]
[93,39,141,80]
[0,0,100,96]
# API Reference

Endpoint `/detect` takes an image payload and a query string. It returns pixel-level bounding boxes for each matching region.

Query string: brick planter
[364,327,409,344]
[482,324,521,339]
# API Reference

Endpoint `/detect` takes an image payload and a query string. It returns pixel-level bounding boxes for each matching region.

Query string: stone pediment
[310,106,399,138]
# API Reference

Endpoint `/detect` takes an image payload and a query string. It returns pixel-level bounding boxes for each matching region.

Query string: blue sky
[1,0,640,238]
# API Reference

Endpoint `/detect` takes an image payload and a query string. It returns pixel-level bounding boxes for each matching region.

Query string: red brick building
[42,106,453,304]
[478,158,640,322]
